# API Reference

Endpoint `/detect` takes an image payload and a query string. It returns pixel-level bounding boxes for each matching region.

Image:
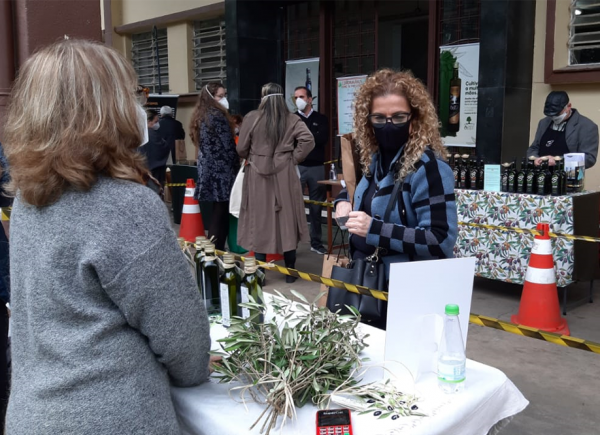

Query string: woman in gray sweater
[2,40,212,434]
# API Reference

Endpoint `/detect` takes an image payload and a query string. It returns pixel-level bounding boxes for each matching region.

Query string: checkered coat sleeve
[366,151,457,259]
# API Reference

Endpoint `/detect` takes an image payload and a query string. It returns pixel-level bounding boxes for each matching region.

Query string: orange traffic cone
[511,223,570,335]
[179,179,205,243]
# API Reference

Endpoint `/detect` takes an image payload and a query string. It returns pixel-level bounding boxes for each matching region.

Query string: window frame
[192,18,227,91]
[131,28,169,94]
[545,0,600,84]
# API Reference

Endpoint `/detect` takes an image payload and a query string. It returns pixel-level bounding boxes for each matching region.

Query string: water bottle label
[437,361,466,383]
[220,283,231,327]
[240,285,250,319]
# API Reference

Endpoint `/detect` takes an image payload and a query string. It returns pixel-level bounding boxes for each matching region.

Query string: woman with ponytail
[237,83,315,282]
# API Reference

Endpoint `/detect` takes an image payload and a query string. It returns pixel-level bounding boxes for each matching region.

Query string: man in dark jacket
[158,106,186,164]
[294,86,329,255]
[527,91,599,169]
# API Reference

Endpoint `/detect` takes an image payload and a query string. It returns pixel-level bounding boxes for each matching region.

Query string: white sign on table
[384,257,477,382]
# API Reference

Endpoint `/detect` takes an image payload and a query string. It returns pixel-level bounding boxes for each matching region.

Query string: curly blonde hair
[353,69,445,180]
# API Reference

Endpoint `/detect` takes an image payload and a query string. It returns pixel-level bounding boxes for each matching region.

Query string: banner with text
[439,43,479,148]
[336,75,367,135]
[285,58,320,113]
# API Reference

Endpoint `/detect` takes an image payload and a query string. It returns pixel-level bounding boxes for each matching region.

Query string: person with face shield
[190,82,240,251]
[527,91,599,169]
[334,69,458,329]
[293,86,329,255]
[138,110,171,188]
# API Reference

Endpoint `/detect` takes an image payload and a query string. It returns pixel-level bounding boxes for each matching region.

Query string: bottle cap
[454,154,461,158]
[177,237,186,248]
[223,253,235,264]
[245,257,256,268]
[554,156,563,161]
[541,156,549,161]
[461,154,469,159]
[529,156,536,160]
[204,244,215,255]
[445,304,460,316]
[196,236,207,244]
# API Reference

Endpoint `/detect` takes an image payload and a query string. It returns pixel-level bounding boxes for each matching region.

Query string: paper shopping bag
[340,133,362,207]
[318,254,349,307]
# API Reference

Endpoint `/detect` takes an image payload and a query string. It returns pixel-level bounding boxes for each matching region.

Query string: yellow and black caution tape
[459,221,600,244]
[214,249,388,302]
[164,183,188,187]
[470,313,600,354]
[205,246,600,354]
[324,159,339,165]
[1,207,11,222]
[304,199,334,208]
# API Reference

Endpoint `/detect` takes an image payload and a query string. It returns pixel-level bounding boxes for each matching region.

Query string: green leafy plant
[209,290,369,435]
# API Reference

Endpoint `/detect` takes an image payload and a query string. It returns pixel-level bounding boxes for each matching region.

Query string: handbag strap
[384,180,402,222]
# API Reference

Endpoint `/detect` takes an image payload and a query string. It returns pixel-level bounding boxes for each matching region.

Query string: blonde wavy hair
[3,39,147,207]
[353,69,445,180]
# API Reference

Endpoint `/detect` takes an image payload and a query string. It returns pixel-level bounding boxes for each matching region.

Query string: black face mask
[373,121,410,155]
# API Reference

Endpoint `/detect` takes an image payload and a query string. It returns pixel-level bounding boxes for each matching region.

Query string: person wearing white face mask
[293,86,329,255]
[139,110,171,188]
[527,91,599,169]
[189,82,240,251]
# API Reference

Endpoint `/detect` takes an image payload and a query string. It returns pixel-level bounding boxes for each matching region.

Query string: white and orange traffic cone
[511,222,570,335]
[179,179,205,243]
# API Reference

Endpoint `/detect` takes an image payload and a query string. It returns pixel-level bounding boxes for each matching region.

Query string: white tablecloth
[171,315,528,435]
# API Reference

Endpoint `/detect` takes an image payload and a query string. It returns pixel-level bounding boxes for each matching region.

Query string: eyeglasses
[368,112,411,128]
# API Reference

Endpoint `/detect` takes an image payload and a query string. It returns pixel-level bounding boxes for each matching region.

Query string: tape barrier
[459,221,600,244]
[202,245,600,354]
[304,199,334,208]
[1,207,11,222]
[470,313,600,355]
[324,159,339,165]
[164,183,188,187]
[214,249,388,302]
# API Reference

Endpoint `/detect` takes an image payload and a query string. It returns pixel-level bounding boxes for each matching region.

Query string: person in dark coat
[158,106,185,164]
[527,91,599,169]
[294,86,329,255]
[190,82,240,250]
[139,111,171,187]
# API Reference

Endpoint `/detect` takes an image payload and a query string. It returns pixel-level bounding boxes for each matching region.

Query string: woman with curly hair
[335,69,458,327]
[190,82,240,250]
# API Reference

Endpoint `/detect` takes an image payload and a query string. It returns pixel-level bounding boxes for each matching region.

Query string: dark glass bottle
[550,159,562,196]
[557,157,567,195]
[459,154,470,189]
[194,236,207,288]
[305,68,312,93]
[469,158,479,190]
[240,257,264,324]
[536,160,551,195]
[525,156,536,194]
[516,158,527,193]
[448,62,461,133]
[507,160,517,193]
[220,253,240,327]
[501,163,510,192]
[476,159,485,190]
[202,244,221,316]
[452,153,461,188]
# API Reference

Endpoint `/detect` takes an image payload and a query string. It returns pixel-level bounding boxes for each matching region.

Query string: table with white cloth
[171,304,528,435]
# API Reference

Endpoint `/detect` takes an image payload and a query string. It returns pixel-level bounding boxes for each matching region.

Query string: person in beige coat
[237,83,315,282]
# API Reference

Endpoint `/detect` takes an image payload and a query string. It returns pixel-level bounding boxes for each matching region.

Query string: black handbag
[326,179,404,329]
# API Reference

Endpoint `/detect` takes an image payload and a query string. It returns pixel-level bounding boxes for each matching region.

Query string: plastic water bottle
[329,163,337,181]
[437,304,466,394]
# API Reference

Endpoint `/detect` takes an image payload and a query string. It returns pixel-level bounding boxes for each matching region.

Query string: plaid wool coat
[340,148,458,275]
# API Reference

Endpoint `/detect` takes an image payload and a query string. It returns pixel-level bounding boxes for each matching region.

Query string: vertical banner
[285,58,320,112]
[336,75,367,135]
[439,43,479,148]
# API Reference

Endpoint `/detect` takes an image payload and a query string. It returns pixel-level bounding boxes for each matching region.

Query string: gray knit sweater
[6,177,211,434]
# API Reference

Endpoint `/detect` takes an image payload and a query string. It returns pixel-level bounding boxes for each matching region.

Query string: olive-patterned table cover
[453,189,591,287]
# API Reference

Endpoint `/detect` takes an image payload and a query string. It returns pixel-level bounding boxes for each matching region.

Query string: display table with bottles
[453,189,599,290]
[171,300,529,435]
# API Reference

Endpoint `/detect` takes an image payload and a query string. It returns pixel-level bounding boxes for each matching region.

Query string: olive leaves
[209,290,369,435]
